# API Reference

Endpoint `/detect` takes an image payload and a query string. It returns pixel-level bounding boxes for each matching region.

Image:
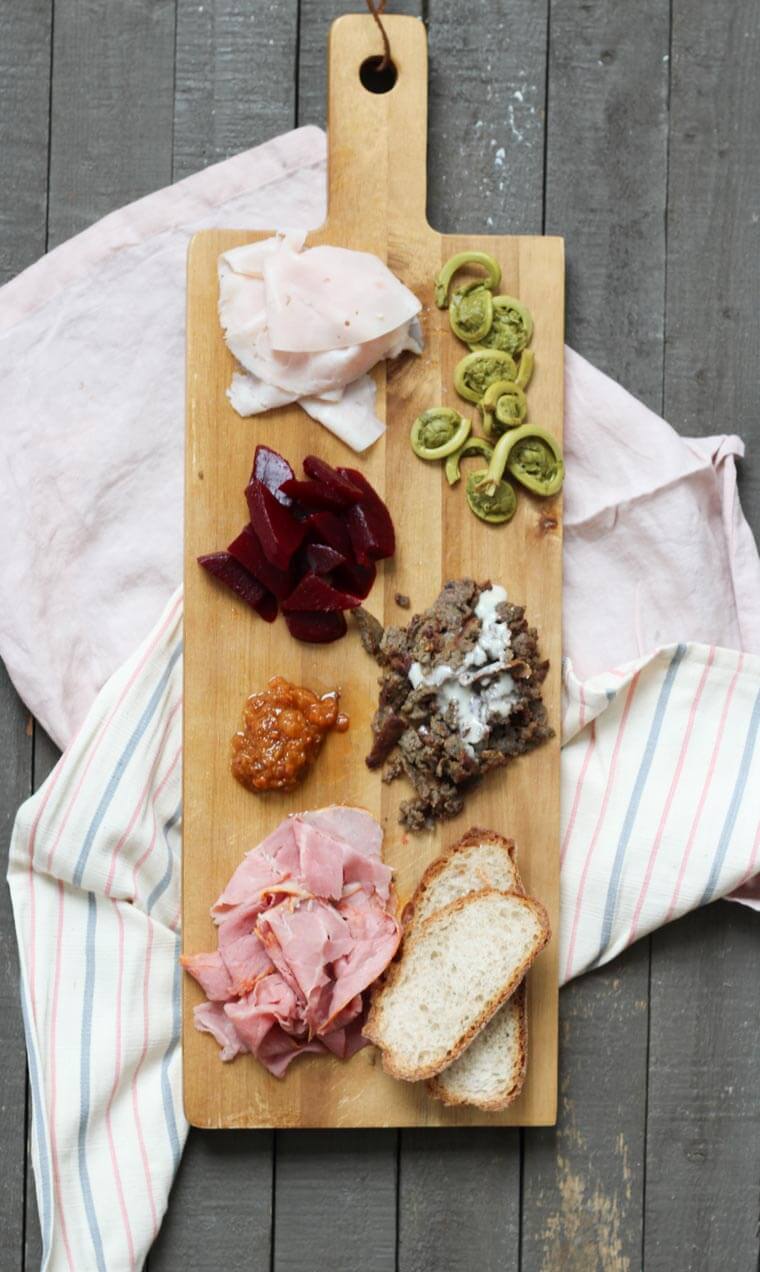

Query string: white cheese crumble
[407,585,520,752]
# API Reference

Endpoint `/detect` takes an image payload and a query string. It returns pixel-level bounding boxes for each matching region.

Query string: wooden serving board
[183,13,564,1128]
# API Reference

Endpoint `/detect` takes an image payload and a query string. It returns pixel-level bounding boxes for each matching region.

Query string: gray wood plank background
[0,2,758,1270]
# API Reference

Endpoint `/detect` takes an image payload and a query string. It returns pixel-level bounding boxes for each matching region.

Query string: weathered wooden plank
[173,0,299,182]
[646,905,760,1271]
[543,0,671,408]
[149,1131,274,1270]
[662,0,760,534]
[0,4,52,1268]
[0,681,34,1272]
[47,0,176,244]
[274,1131,397,1272]
[297,0,422,133]
[521,946,649,1272]
[522,2,671,1266]
[155,1,302,1265]
[646,4,760,1267]
[398,1129,520,1272]
[0,0,52,283]
[426,0,548,236]
[18,1,177,1264]
[23,729,60,1270]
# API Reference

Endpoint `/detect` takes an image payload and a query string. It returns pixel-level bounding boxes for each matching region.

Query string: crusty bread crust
[363,888,550,1082]
[428,981,528,1110]
[401,828,522,930]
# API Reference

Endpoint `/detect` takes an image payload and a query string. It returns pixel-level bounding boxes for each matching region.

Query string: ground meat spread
[355,578,552,830]
[231,676,349,793]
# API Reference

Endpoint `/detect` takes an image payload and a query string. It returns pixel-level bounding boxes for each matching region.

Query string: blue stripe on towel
[74,642,182,1266]
[699,686,760,904]
[146,799,182,916]
[77,894,106,1272]
[72,642,183,887]
[160,936,184,1171]
[594,644,687,962]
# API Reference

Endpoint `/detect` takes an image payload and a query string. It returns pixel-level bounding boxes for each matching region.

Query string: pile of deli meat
[219,232,423,452]
[182,807,401,1077]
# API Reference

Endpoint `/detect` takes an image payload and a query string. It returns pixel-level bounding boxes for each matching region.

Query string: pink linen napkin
[1,127,759,753]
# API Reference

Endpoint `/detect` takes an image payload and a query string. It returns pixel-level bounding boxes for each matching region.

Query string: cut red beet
[302,456,363,504]
[285,610,348,644]
[246,478,307,570]
[306,511,353,559]
[338,468,396,562]
[279,478,349,512]
[227,525,293,600]
[282,572,363,614]
[331,559,377,599]
[345,503,395,565]
[198,552,277,622]
[305,543,347,574]
[252,445,294,506]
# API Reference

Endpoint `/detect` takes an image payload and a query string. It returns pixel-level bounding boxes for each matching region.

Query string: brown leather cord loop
[365,0,392,71]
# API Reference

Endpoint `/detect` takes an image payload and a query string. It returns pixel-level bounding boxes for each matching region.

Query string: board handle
[325,14,429,239]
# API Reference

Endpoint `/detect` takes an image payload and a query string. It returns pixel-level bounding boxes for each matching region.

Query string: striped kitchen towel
[9,590,760,1270]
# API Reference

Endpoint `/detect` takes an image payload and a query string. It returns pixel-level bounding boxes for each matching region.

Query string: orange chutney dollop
[231,675,349,793]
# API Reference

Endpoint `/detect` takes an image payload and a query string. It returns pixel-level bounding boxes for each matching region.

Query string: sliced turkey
[218,234,422,451]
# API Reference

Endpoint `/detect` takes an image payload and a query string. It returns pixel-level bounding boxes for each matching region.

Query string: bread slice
[403,828,524,931]
[429,982,527,1110]
[407,830,529,1110]
[364,889,549,1081]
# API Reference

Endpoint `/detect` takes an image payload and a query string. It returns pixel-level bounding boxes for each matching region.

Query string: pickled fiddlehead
[445,436,494,486]
[435,251,502,309]
[449,282,493,343]
[454,350,518,403]
[410,408,472,460]
[479,379,528,438]
[469,294,534,356]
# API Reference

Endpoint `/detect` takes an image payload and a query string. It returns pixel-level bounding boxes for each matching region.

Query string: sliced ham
[183,806,400,1077]
[292,819,346,899]
[180,950,232,1002]
[216,901,274,996]
[194,1001,246,1062]
[300,805,383,857]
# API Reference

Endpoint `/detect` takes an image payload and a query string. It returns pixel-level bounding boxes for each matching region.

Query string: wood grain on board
[183,14,564,1129]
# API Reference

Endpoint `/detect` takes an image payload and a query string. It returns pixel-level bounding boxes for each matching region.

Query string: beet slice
[303,456,363,504]
[305,543,347,574]
[345,503,395,565]
[338,468,396,562]
[198,552,277,621]
[331,559,377,600]
[279,478,348,511]
[227,525,293,600]
[285,610,348,644]
[246,478,307,570]
[282,572,363,614]
[306,511,353,559]
[252,445,294,507]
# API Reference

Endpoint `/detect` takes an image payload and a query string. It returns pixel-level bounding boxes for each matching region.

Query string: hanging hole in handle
[359,55,398,94]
